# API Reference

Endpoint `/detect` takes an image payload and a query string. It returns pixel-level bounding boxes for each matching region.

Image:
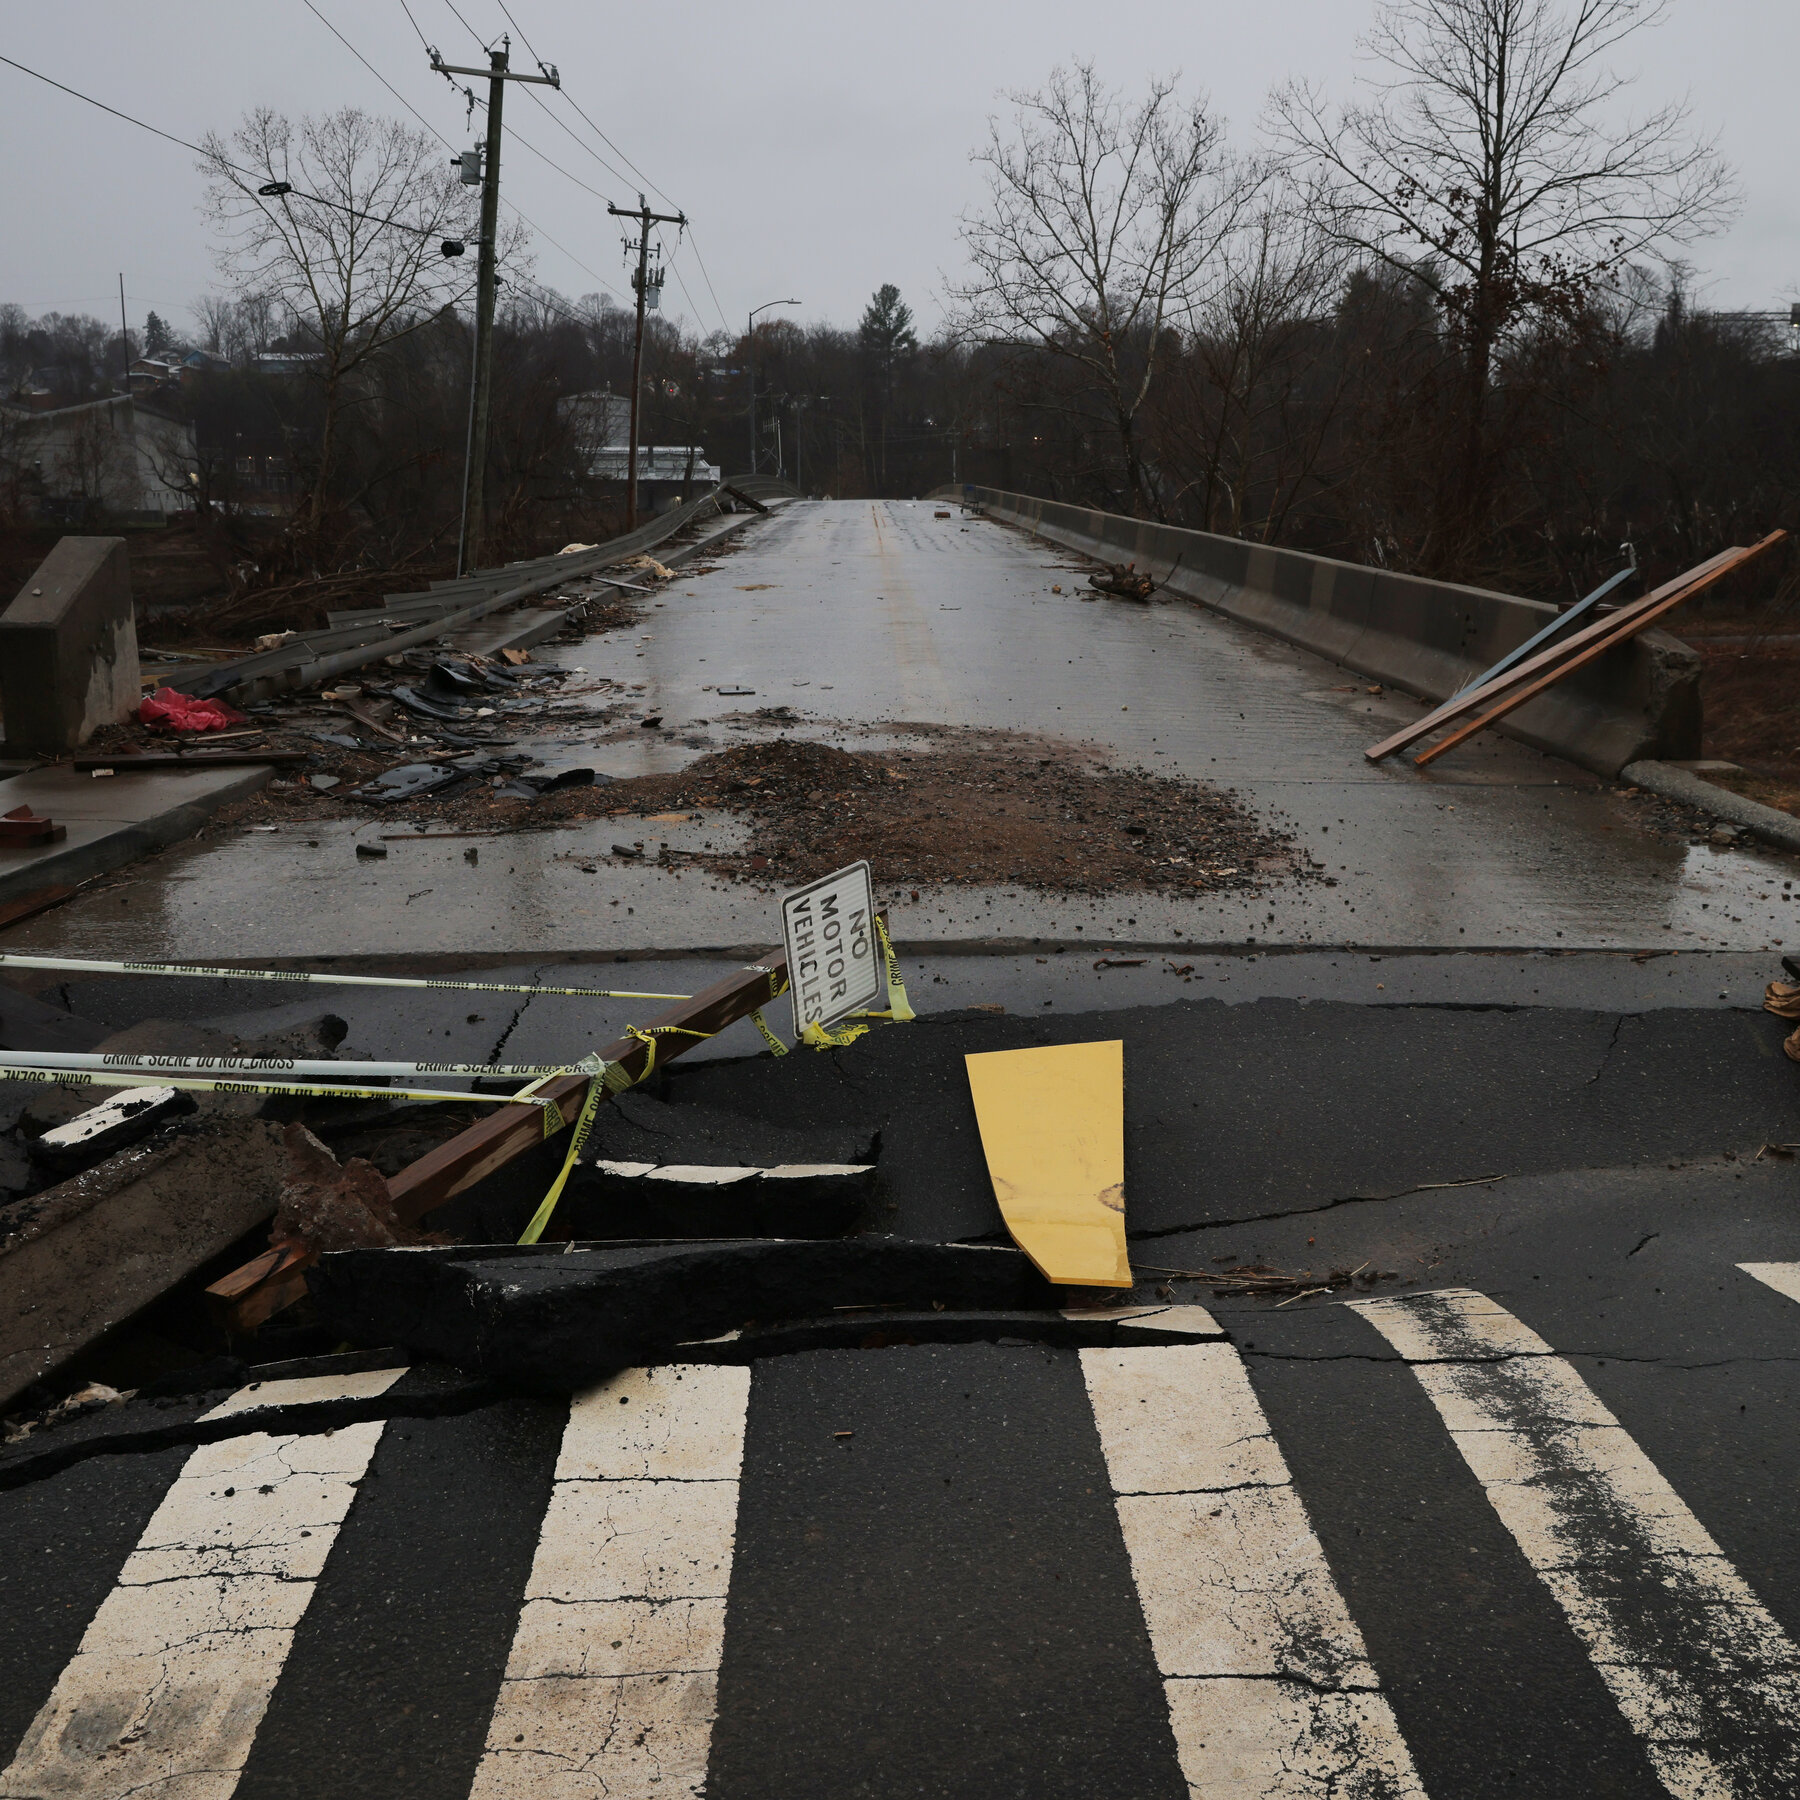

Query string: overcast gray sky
[5,1,1795,342]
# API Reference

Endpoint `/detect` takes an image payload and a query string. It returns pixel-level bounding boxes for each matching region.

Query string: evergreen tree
[858,285,916,490]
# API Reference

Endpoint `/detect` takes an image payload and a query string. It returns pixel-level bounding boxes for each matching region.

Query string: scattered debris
[1088,562,1156,601]
[0,806,64,846]
[1372,531,1788,767]
[1138,1259,1397,1299]
[138,688,248,733]
[476,730,1317,899]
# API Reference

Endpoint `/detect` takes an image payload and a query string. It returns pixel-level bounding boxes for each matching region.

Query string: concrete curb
[0,763,272,907]
[1620,760,1800,855]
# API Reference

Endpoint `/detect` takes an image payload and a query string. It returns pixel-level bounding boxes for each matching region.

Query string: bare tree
[952,62,1247,516]
[193,291,284,367]
[198,106,476,545]
[1159,192,1353,538]
[1271,0,1736,568]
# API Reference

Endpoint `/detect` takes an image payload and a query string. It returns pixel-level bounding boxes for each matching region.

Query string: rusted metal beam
[205,947,793,1334]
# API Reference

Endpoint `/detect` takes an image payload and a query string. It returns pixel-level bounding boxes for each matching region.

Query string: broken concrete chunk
[271,1123,409,1254]
[29,1086,197,1175]
[309,1238,1047,1390]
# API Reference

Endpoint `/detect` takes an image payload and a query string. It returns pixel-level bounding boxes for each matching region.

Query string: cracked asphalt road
[5,961,1800,1796]
[5,500,1800,1792]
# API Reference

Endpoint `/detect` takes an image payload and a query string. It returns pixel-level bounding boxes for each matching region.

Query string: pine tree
[858,285,916,490]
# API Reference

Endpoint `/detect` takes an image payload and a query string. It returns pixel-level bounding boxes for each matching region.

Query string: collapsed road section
[5,500,1800,1796]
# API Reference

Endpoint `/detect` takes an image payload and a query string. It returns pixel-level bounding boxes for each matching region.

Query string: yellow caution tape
[748,1008,790,1056]
[0,1050,608,1082]
[0,950,690,1002]
[517,1077,607,1244]
[875,917,917,1021]
[0,1061,568,1112]
[798,918,917,1050]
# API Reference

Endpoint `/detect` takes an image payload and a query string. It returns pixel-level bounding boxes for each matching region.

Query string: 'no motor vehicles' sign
[781,861,883,1037]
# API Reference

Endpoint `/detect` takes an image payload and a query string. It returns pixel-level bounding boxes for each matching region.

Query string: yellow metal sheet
[964,1039,1129,1288]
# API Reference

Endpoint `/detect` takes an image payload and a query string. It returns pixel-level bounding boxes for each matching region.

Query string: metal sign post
[780,861,882,1038]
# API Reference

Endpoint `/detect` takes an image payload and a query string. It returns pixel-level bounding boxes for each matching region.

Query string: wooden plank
[965,1039,1132,1288]
[1414,532,1787,768]
[205,946,795,1334]
[1450,561,1637,695]
[1363,547,1740,763]
[0,885,79,934]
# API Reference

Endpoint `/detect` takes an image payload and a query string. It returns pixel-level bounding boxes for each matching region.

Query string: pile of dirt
[550,732,1313,897]
[204,721,1315,897]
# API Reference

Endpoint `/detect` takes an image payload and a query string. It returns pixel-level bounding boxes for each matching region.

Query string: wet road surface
[8,499,1798,962]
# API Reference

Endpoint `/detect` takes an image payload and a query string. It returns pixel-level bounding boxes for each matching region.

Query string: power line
[683,224,735,338]
[434,0,633,194]
[653,224,710,336]
[298,4,627,301]
[445,0,685,219]
[493,0,545,68]
[302,1,454,147]
[0,51,450,241]
[433,0,730,336]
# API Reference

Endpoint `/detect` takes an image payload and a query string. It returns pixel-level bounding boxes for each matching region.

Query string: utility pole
[609,195,684,530]
[117,275,129,392]
[430,36,558,574]
[747,299,799,475]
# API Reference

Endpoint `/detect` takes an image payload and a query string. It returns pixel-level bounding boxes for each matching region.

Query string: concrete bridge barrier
[962,487,1700,777]
[1,537,141,755]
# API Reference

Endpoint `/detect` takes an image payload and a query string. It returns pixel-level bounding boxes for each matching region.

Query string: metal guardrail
[179,476,800,704]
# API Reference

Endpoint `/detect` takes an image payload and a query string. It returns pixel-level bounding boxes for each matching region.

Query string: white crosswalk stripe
[1351,1288,1800,1799]
[468,1363,751,1800]
[11,1296,1798,1800]
[1739,1261,1800,1307]
[1081,1337,1429,1800]
[0,1369,405,1800]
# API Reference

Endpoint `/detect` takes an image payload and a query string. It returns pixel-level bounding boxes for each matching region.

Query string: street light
[747,299,799,475]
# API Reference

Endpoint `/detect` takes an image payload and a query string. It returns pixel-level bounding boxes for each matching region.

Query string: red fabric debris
[138,687,248,732]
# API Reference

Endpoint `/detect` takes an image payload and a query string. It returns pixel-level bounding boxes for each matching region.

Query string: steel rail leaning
[1414,532,1788,767]
[1364,547,1742,764]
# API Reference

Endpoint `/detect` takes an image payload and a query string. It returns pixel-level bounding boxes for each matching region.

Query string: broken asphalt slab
[0,1306,1223,1491]
[668,998,1800,1242]
[309,1238,1053,1390]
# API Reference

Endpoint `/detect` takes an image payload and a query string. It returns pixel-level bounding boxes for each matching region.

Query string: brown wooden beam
[206,945,794,1334]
